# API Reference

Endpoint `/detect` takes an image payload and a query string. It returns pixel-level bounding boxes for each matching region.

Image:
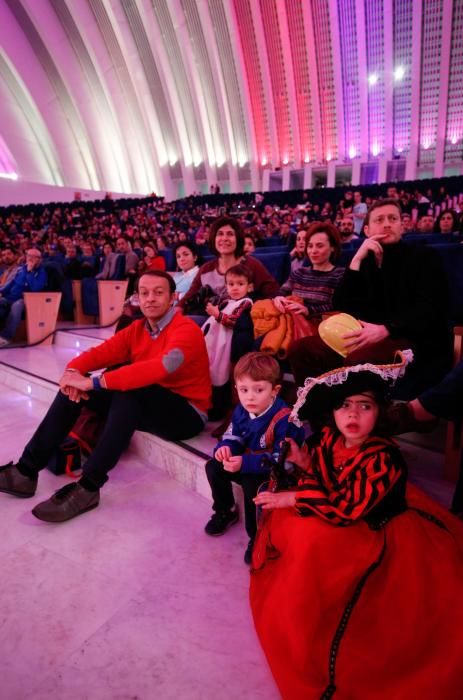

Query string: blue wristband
[92,375,103,391]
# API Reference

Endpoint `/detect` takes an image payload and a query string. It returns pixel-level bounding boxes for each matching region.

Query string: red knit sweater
[67,314,212,413]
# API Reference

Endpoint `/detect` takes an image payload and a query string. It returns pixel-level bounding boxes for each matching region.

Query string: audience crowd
[1,179,463,277]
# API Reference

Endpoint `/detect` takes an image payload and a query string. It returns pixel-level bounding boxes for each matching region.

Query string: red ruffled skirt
[250,484,463,699]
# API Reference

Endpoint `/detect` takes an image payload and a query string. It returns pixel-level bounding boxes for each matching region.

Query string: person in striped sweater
[251,354,463,700]
[273,221,344,320]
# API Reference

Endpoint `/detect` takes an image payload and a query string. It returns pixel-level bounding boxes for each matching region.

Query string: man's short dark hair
[137,270,176,294]
[364,198,402,227]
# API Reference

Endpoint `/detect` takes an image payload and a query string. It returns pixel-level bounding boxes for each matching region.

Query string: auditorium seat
[23,291,62,346]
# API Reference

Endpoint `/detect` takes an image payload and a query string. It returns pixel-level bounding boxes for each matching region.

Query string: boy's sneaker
[244,539,254,565]
[204,507,239,536]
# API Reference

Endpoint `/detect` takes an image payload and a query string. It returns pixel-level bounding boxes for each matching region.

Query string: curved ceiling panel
[0,48,62,183]
[0,0,462,198]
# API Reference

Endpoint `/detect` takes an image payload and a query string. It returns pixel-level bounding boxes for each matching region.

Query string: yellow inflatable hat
[318,313,362,357]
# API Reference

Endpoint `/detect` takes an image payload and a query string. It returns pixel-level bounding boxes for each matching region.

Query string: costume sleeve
[241,415,305,475]
[218,299,252,328]
[214,411,246,457]
[295,450,402,525]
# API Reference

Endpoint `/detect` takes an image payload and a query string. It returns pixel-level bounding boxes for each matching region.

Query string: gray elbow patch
[162,348,185,374]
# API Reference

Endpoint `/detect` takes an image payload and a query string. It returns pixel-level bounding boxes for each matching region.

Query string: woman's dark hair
[305,221,341,261]
[208,216,245,257]
[143,241,159,255]
[173,240,202,267]
[136,269,176,294]
[436,208,459,233]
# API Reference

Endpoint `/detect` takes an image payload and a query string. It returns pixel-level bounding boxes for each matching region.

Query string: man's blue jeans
[0,298,25,340]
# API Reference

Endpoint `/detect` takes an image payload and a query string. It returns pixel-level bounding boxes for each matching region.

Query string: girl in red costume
[251,351,463,700]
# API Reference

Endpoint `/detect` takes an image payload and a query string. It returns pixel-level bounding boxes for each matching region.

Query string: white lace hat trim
[290,349,414,426]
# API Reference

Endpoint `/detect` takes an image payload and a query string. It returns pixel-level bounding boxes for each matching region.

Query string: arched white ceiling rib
[283,1,317,165]
[119,0,177,164]
[354,0,369,160]
[300,1,323,163]
[260,0,296,166]
[208,0,251,171]
[85,0,162,194]
[247,0,279,166]
[224,0,261,189]
[194,0,239,187]
[1,0,463,200]
[434,0,453,177]
[172,0,226,180]
[0,49,62,183]
[311,0,338,161]
[5,0,101,189]
[48,0,134,192]
[328,0,346,163]
[276,0,301,168]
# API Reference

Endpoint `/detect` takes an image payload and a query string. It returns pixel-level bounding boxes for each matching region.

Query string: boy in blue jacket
[204,352,305,564]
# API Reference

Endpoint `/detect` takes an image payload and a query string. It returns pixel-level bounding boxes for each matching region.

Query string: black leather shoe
[0,462,37,498]
[32,483,100,522]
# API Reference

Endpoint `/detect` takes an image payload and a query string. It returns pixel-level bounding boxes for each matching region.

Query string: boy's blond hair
[234,352,281,386]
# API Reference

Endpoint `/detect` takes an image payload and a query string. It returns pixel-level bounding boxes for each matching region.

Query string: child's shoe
[244,538,254,565]
[204,506,239,536]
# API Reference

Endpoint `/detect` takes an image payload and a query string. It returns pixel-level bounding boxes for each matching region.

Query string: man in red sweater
[0,271,211,522]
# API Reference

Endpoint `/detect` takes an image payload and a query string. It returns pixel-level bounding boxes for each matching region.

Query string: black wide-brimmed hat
[290,350,413,426]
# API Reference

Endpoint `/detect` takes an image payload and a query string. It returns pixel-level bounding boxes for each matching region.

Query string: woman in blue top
[170,241,201,302]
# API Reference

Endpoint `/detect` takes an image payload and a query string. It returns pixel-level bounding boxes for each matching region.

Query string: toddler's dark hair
[225,263,253,283]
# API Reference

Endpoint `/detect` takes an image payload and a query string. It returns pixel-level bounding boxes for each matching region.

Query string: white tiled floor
[0,386,277,700]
